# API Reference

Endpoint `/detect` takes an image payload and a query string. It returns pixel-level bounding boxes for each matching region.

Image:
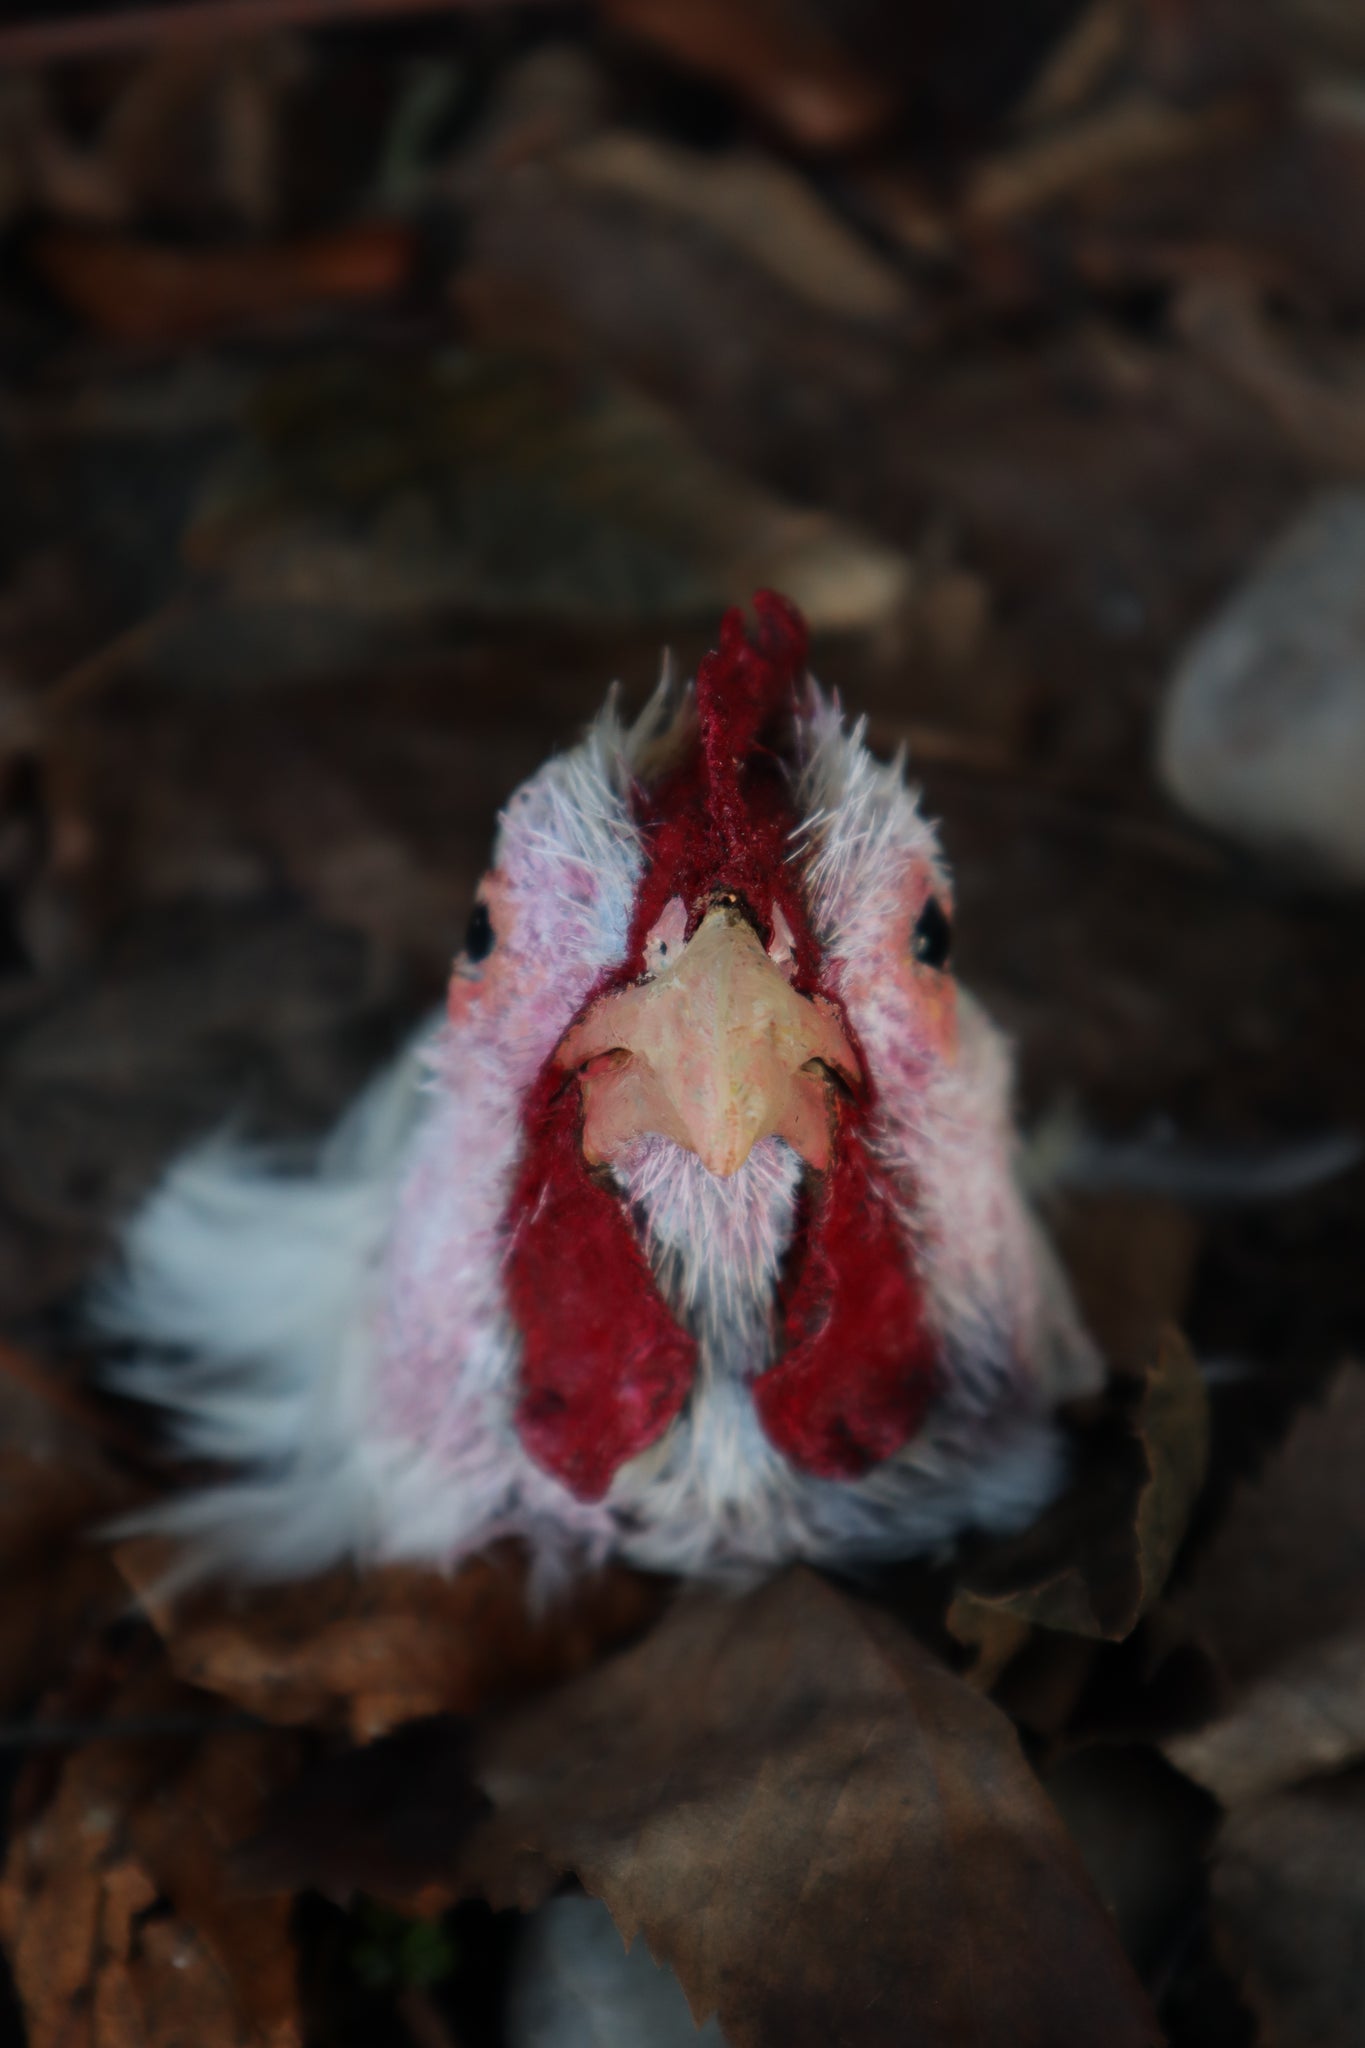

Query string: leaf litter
[1,2,1364,2044]
[244,1571,1162,2048]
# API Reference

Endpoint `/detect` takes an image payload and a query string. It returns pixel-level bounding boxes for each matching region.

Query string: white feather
[97,1038,426,1581]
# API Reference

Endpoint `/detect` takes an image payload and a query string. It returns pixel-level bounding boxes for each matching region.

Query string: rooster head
[107,591,1097,1587]
[428,592,1092,1528]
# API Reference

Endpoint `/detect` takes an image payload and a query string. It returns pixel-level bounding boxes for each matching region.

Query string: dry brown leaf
[949,1329,1209,1661]
[247,1570,1160,2046]
[1016,0,1132,127]
[1175,274,1365,471]
[0,1667,302,2048]
[100,42,299,234]
[962,91,1256,225]
[1165,1361,1365,1807]
[452,1569,1161,2048]
[1210,1770,1365,2048]
[0,1363,134,1717]
[118,1541,668,1741]
[1052,1191,1203,1374]
[35,223,415,344]
[181,356,913,637]
[596,0,896,152]
[561,135,915,324]
[942,1596,1034,1693]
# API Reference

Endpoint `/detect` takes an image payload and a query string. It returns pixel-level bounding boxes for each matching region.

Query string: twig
[0,0,566,68]
[47,597,190,714]
[962,91,1254,226]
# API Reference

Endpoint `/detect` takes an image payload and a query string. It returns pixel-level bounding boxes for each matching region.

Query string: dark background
[0,5,1363,2042]
[2,0,1361,1379]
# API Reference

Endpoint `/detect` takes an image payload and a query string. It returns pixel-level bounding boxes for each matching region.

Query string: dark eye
[464,899,495,963]
[911,895,952,971]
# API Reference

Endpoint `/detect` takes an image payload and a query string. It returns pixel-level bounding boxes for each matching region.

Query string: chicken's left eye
[911,896,951,971]
[464,900,495,962]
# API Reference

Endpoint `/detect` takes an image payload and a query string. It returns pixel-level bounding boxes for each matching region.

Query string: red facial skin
[497,593,942,1502]
[508,1063,698,1501]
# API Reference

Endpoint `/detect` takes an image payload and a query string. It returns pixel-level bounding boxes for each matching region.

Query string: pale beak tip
[695,1138,749,1178]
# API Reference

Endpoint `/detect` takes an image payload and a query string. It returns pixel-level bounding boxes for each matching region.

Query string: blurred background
[1,4,1365,2044]
[3,0,1364,1372]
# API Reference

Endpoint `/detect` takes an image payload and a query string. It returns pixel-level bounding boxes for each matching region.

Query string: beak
[557,904,860,1177]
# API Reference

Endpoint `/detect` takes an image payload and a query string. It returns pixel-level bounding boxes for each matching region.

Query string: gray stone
[506,1895,727,2048]
[1159,490,1365,881]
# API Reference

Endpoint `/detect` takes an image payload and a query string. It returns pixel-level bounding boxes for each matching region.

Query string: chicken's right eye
[464,900,495,962]
[911,895,952,970]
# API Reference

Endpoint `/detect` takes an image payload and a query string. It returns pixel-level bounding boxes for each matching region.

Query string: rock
[1158,490,1365,881]
[506,1895,727,2048]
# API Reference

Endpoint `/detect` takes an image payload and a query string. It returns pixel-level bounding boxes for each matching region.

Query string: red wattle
[506,1069,697,1501]
[752,1130,939,1478]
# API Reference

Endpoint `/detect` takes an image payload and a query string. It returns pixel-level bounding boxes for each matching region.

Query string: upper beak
[556,904,860,1177]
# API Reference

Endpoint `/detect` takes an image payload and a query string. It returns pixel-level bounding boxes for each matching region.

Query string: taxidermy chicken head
[103,593,1100,1585]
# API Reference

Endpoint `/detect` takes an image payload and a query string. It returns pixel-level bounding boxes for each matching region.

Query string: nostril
[801,1057,857,1102]
[579,1048,633,1082]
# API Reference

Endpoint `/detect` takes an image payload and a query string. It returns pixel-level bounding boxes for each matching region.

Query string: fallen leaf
[0,1665,303,2048]
[0,1359,133,1717]
[124,1717,305,2043]
[1165,1361,1365,1806]
[596,0,896,151]
[458,1570,1162,2047]
[942,1596,1033,1692]
[949,1329,1209,1652]
[185,354,914,635]
[118,1541,668,1742]
[1063,94,1365,310]
[254,1570,1162,2047]
[1174,274,1365,472]
[0,72,131,231]
[561,134,915,324]
[963,89,1257,226]
[457,170,1302,652]
[1016,0,1131,127]
[1051,1191,1203,1374]
[35,223,415,344]
[100,42,300,235]
[1210,1769,1365,2048]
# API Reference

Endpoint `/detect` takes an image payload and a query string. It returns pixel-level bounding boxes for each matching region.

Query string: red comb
[696,589,808,835]
[623,590,812,976]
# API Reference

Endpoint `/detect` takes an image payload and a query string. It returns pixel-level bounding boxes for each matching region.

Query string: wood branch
[0,0,564,68]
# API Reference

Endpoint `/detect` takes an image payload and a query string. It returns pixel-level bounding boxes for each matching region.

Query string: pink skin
[360,699,1094,1579]
[844,867,1050,1391]
[844,868,960,1080]
[445,869,572,1076]
[370,745,645,1558]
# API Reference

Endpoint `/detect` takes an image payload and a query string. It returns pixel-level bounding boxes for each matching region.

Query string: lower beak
[556,904,859,1177]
